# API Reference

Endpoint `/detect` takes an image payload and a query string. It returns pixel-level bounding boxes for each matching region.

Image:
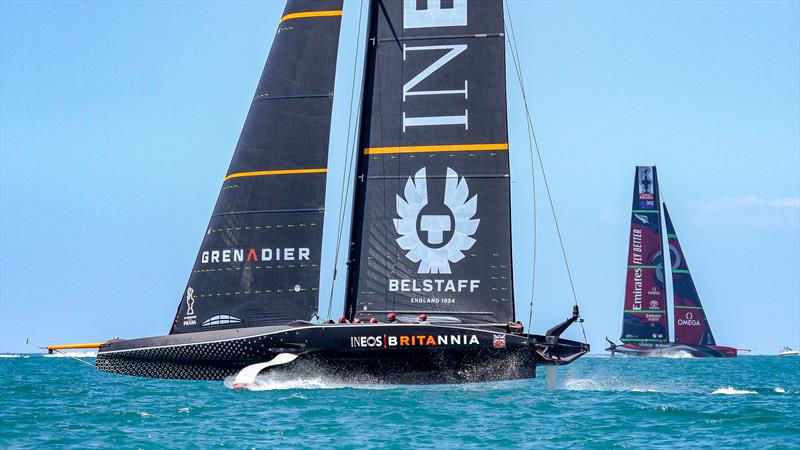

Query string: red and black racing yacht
[606,166,736,358]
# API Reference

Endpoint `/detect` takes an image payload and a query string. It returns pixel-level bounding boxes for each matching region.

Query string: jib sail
[665,204,716,345]
[170,0,344,334]
[344,0,514,324]
[620,166,669,343]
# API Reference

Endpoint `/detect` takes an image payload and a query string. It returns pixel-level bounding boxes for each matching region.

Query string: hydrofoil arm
[232,353,299,390]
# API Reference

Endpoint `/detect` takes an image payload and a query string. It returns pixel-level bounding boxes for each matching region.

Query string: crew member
[338,316,348,324]
[418,313,428,323]
[369,317,378,324]
[507,320,523,334]
[387,313,397,323]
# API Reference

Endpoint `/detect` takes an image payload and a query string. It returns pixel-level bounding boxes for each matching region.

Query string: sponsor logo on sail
[634,213,649,224]
[350,333,480,348]
[394,167,479,274]
[389,279,479,293]
[201,314,242,327]
[200,247,310,264]
[402,0,469,131]
[678,311,701,327]
[631,229,643,310]
[638,166,655,208]
[183,287,196,326]
[648,287,661,297]
[638,167,654,200]
[391,167,480,297]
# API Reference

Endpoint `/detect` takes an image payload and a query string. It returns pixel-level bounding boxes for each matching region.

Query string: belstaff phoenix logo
[394,167,479,274]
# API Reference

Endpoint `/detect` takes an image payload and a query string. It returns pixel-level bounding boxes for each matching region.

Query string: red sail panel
[620,166,669,343]
[665,205,716,345]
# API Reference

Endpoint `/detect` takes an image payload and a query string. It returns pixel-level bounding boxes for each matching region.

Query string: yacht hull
[96,323,588,382]
[607,342,737,358]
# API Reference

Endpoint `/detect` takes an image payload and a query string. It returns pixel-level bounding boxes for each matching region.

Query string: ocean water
[1,354,798,448]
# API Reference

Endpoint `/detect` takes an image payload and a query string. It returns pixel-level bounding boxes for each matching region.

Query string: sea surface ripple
[1,355,798,448]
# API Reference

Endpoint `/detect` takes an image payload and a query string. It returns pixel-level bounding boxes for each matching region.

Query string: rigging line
[504,0,587,343]
[502,5,538,331]
[503,10,537,332]
[505,4,537,333]
[326,0,366,321]
[527,118,537,331]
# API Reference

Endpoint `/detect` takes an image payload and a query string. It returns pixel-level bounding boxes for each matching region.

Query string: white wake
[561,376,675,393]
[657,350,694,359]
[710,387,757,395]
[44,351,97,358]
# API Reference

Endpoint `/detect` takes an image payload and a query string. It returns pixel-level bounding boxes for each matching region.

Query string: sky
[1,0,798,354]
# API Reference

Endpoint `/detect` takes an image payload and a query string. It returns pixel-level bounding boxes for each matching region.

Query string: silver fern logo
[394,167,479,274]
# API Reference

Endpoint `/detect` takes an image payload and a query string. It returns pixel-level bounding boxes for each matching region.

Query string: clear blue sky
[1,1,798,354]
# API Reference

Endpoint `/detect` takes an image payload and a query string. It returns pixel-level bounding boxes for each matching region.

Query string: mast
[665,204,716,345]
[343,0,514,324]
[620,166,669,344]
[170,0,344,334]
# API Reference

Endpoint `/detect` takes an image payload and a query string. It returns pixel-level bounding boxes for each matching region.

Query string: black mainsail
[170,0,344,334]
[344,0,514,325]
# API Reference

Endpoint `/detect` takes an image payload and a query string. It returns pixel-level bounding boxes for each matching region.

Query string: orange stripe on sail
[280,10,343,24]
[224,168,328,181]
[363,143,509,155]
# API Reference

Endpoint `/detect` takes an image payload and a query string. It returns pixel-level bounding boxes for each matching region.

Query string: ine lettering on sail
[402,0,469,131]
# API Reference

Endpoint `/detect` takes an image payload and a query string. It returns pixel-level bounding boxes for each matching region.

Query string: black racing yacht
[50,0,588,385]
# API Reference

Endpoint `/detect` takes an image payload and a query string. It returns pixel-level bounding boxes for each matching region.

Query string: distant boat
[778,347,799,356]
[48,0,588,384]
[606,166,737,358]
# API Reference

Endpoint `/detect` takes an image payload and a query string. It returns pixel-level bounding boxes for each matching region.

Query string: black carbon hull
[96,323,588,383]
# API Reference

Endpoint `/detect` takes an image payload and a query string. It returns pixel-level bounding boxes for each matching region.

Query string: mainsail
[344,0,514,324]
[620,166,669,343]
[665,204,716,345]
[170,0,344,333]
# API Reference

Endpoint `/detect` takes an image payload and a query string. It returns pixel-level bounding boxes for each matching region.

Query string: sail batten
[170,0,344,334]
[620,166,669,344]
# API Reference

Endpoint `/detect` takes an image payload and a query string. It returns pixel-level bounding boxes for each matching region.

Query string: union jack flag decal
[493,334,506,348]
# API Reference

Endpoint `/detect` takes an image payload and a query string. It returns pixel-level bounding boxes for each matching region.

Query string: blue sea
[1,354,798,448]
